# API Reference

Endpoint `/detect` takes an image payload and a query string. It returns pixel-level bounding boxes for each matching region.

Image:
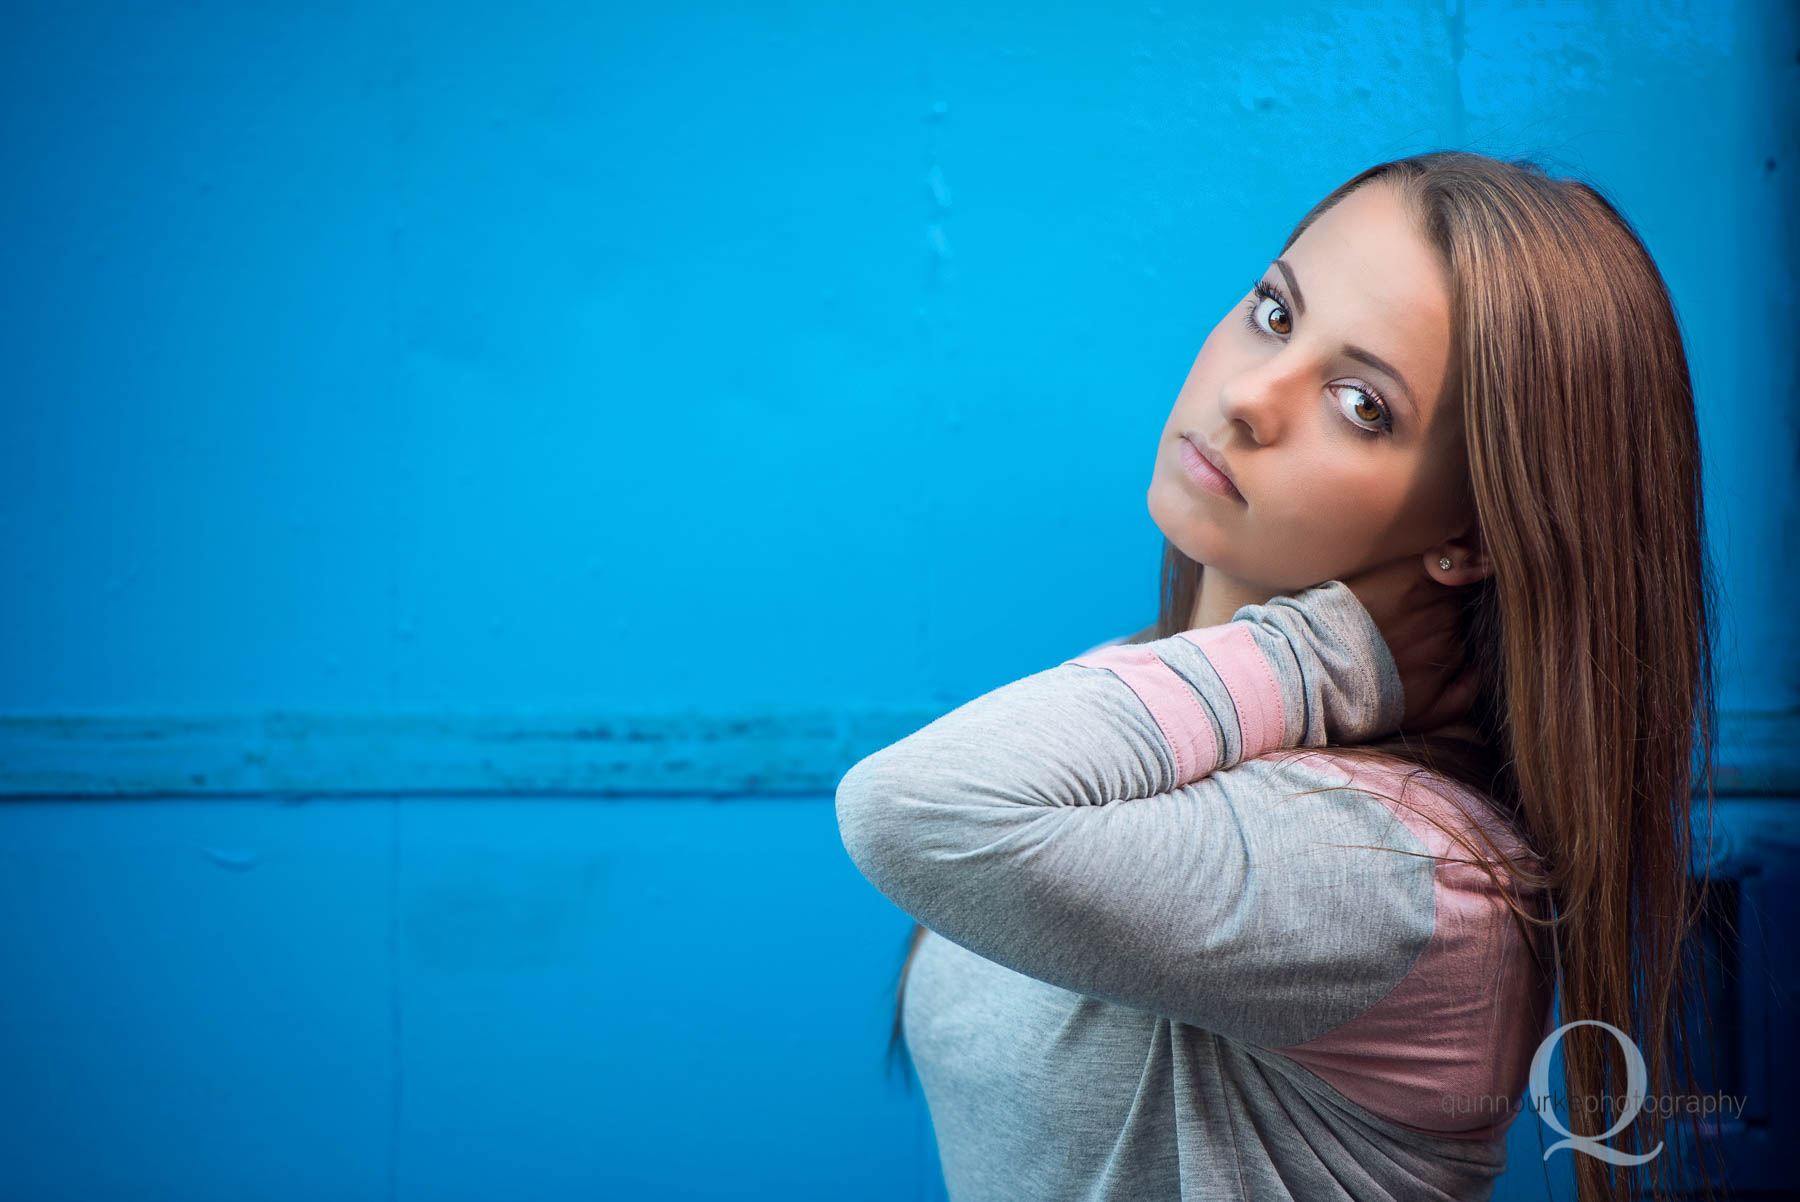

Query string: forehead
[1284,184,1454,422]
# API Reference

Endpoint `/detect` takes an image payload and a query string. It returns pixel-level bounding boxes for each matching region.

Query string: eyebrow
[1273,257,1419,419]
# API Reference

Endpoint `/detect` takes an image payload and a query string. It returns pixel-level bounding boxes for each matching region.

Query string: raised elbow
[834,752,915,892]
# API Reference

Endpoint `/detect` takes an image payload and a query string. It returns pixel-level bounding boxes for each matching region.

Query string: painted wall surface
[2,1,1795,1199]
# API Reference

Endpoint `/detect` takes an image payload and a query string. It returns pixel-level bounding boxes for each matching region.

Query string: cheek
[1249,454,1418,565]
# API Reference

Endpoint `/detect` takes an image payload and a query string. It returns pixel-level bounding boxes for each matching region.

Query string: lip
[1178,434,1245,502]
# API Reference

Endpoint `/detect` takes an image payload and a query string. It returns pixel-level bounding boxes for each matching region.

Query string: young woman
[836,151,1722,1202]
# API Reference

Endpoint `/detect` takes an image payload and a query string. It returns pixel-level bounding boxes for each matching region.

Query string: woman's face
[1147,181,1472,601]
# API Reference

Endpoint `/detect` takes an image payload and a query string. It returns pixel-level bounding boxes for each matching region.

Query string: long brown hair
[882,151,1724,1202]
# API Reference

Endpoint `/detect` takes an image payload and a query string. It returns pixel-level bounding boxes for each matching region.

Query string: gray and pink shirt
[835,580,1556,1201]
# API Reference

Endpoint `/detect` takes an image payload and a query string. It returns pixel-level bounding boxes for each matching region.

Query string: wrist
[1234,581,1405,746]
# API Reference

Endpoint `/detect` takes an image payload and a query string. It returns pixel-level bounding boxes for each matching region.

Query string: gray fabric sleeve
[1062,582,1407,767]
[833,579,1432,1045]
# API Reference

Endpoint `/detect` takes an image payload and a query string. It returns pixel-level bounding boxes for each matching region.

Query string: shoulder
[1257,747,1544,891]
[1255,748,1556,1141]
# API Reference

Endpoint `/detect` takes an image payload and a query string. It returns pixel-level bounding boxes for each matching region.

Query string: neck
[1188,566,1296,630]
[1191,566,1485,749]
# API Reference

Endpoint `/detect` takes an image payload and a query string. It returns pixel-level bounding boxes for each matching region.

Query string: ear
[1425,526,1493,586]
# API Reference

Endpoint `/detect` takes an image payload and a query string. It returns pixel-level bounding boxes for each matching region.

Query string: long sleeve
[834,579,1430,1048]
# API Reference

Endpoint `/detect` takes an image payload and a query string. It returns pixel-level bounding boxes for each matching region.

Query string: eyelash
[1240,278,1394,439]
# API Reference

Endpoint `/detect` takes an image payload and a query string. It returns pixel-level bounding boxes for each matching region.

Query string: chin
[1147,480,1232,569]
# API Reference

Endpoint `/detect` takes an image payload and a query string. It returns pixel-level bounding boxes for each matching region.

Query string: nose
[1218,356,1309,442]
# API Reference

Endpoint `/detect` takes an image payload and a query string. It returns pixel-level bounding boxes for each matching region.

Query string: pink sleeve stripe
[1177,624,1286,760]
[1066,644,1218,783]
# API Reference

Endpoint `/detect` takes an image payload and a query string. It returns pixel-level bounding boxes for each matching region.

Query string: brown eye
[1332,384,1394,438]
[1244,282,1293,337]
[1265,300,1291,336]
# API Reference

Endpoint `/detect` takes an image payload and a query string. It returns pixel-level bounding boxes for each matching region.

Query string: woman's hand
[1335,556,1483,735]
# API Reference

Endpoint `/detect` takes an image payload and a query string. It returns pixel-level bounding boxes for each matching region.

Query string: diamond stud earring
[1439,557,1453,570]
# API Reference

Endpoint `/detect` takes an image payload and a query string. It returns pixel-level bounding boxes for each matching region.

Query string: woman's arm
[834,580,1431,1046]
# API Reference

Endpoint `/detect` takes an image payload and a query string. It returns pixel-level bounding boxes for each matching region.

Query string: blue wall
[2,1,1795,1198]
